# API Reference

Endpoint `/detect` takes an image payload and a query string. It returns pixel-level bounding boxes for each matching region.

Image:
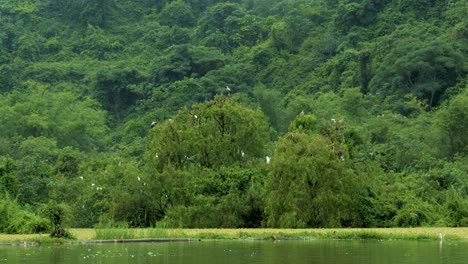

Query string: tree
[147,95,269,170]
[265,114,363,227]
[43,200,73,238]
[158,0,195,28]
[369,39,464,110]
[152,45,225,85]
[145,95,270,227]
[93,66,145,118]
[436,93,468,157]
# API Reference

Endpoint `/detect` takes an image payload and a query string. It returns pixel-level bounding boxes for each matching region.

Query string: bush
[0,194,49,234]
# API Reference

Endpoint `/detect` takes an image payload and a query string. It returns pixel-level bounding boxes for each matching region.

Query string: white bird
[266,156,271,164]
[241,151,245,157]
[137,176,141,181]
[438,232,443,241]
[331,118,336,123]
[151,121,157,128]
[194,114,198,119]
[79,176,84,180]
[300,110,305,116]
[91,183,95,187]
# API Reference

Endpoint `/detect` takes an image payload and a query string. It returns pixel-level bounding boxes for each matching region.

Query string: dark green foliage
[159,0,195,27]
[93,66,146,117]
[370,39,464,109]
[42,200,73,238]
[0,0,466,230]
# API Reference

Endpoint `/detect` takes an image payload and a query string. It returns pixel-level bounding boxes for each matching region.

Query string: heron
[226,86,231,96]
[266,156,271,164]
[151,121,157,128]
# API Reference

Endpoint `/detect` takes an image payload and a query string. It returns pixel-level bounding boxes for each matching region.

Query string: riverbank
[1,228,467,244]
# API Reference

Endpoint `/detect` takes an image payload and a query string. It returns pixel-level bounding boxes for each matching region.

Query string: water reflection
[1,240,467,264]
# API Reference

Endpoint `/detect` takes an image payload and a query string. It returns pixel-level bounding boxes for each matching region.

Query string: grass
[1,227,467,244]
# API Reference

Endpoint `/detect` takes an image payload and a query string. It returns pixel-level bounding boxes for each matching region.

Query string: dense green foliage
[0,0,466,232]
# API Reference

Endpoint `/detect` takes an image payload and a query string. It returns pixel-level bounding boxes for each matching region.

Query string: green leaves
[265,130,355,227]
[435,93,468,157]
[159,0,195,28]
[148,95,269,170]
[370,38,464,109]
[0,0,466,230]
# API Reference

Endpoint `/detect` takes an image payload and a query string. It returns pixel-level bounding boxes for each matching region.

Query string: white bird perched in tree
[151,121,157,128]
[266,156,271,164]
[137,176,141,181]
[226,86,231,96]
[300,110,305,116]
[331,118,336,123]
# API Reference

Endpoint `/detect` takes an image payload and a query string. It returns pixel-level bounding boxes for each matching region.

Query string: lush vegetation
[0,0,466,233]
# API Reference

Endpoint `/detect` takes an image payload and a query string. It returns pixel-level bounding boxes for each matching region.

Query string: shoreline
[1,228,467,245]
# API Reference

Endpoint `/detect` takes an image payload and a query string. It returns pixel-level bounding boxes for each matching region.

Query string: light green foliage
[264,127,359,227]
[146,96,269,227]
[0,193,49,234]
[148,95,269,170]
[0,83,108,150]
[435,93,468,157]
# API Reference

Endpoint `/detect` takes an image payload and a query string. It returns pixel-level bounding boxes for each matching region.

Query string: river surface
[1,239,466,264]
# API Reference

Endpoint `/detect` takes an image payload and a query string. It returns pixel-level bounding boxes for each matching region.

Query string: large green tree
[265,114,367,227]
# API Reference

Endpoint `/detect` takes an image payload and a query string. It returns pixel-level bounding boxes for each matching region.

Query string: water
[1,240,467,264]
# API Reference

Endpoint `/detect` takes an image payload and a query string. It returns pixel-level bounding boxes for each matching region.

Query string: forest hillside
[0,0,467,232]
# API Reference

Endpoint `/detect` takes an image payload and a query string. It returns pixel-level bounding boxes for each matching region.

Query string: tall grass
[94,227,168,240]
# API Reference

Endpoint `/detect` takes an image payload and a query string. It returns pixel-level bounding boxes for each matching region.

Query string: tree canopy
[0,0,466,231]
